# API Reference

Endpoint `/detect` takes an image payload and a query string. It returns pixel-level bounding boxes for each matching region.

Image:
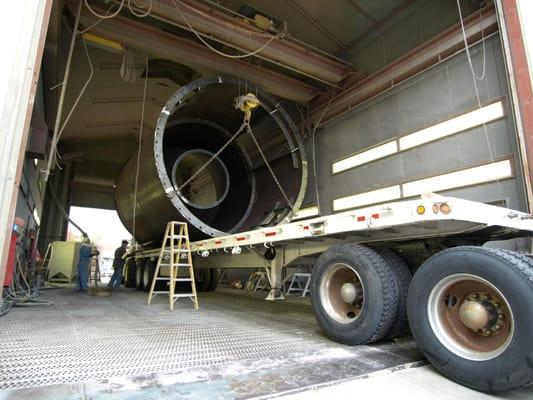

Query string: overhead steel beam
[311,4,498,124]
[338,0,417,56]
[73,4,318,103]
[344,0,378,23]
[285,0,345,51]
[124,0,352,85]
[70,181,114,194]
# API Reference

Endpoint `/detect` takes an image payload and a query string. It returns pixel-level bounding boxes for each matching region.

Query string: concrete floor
[281,365,533,400]
[0,287,530,399]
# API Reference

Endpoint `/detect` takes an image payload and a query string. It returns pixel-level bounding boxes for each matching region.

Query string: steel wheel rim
[427,273,514,361]
[319,263,364,324]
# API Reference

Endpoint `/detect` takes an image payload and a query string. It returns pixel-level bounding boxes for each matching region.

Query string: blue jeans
[76,261,89,291]
[108,267,123,289]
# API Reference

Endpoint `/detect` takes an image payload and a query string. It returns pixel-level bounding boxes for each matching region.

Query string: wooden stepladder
[40,243,53,282]
[147,221,199,310]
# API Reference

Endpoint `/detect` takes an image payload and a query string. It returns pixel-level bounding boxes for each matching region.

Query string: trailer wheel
[195,269,212,292]
[310,244,399,345]
[407,246,533,393]
[142,261,155,292]
[207,268,220,292]
[125,260,137,288]
[375,248,412,340]
[135,261,144,290]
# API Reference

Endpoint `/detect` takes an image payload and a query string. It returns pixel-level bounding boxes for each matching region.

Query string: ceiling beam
[311,4,498,124]
[343,0,378,23]
[338,0,417,56]
[123,0,352,85]
[285,0,346,51]
[70,181,114,194]
[71,3,319,103]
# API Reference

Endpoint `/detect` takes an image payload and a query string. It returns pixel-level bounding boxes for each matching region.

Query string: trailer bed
[137,195,533,260]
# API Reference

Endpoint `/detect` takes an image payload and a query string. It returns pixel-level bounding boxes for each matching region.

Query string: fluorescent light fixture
[402,159,513,197]
[292,205,319,220]
[332,140,398,174]
[333,185,401,212]
[399,101,505,151]
[82,33,124,53]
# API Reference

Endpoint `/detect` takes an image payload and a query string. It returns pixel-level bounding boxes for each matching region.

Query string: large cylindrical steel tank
[115,76,307,244]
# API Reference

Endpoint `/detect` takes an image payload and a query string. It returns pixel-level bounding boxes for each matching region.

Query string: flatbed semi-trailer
[129,193,533,393]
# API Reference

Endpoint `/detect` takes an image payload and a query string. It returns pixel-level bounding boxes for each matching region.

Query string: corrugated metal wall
[306,35,528,216]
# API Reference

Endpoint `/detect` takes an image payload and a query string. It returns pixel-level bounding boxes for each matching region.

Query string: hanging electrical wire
[84,0,152,20]
[171,0,286,59]
[46,0,151,176]
[175,0,284,39]
[128,0,153,18]
[132,57,150,240]
[54,36,94,168]
[120,46,137,82]
[455,0,494,164]
[43,0,82,182]
[84,0,125,19]
[1,227,54,318]
[456,0,487,81]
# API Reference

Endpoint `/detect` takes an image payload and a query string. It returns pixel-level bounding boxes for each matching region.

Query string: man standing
[76,236,97,292]
[108,240,128,289]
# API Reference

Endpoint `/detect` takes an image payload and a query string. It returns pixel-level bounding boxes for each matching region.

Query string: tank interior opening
[172,149,230,210]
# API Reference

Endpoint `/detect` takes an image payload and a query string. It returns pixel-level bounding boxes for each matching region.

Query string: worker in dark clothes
[108,240,128,289]
[76,236,98,291]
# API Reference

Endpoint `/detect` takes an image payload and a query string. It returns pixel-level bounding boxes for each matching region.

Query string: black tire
[374,248,412,340]
[207,268,219,292]
[135,261,144,290]
[195,269,212,292]
[310,244,400,345]
[125,260,137,288]
[142,261,156,292]
[407,246,533,393]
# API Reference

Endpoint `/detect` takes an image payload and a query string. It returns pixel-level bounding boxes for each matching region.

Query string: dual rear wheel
[310,244,410,345]
[311,244,533,393]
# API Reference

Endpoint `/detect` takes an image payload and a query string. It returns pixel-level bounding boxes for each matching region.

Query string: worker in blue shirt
[75,236,97,291]
[108,240,128,289]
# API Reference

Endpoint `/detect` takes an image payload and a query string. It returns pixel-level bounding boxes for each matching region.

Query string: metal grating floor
[0,288,423,397]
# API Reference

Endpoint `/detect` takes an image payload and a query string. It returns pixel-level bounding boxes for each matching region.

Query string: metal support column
[265,249,285,301]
